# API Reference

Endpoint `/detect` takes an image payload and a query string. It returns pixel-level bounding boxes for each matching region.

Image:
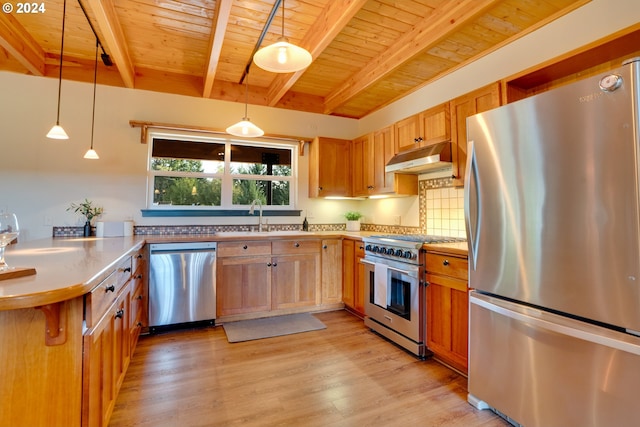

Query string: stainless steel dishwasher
[148,241,217,331]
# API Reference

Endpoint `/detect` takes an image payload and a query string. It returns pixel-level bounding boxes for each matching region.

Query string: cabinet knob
[318,186,323,191]
[323,245,328,249]
[137,295,143,300]
[137,322,143,327]
[443,259,449,266]
[115,309,124,319]
[294,242,300,247]
[267,262,272,267]
[121,267,131,273]
[105,284,115,293]
[243,245,248,250]
[136,254,143,259]
[273,262,277,267]
[451,174,457,179]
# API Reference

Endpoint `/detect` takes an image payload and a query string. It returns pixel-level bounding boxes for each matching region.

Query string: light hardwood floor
[109,310,508,427]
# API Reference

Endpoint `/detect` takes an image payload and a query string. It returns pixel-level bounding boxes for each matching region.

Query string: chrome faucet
[249,199,264,232]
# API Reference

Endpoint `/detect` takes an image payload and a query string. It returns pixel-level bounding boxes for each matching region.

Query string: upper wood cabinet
[351,134,370,197]
[308,136,351,198]
[450,83,501,187]
[395,102,451,153]
[351,127,417,197]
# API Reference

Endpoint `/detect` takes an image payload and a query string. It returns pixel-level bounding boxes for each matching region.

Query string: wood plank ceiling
[0,0,590,119]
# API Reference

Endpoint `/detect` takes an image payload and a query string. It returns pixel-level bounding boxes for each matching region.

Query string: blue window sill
[141,209,302,218]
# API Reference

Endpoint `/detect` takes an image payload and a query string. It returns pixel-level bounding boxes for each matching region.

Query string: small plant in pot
[67,199,104,237]
[344,211,363,232]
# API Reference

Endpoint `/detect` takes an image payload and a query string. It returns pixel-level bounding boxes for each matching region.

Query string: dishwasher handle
[150,242,217,253]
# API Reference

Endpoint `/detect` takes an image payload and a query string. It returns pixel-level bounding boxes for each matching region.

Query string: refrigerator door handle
[464,139,480,271]
[471,293,640,356]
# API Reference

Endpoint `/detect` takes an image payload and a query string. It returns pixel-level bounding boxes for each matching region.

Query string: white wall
[1,0,638,241]
[0,74,359,240]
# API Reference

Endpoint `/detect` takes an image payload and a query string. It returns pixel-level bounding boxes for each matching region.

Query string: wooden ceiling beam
[85,0,135,88]
[265,0,368,107]
[0,13,45,76]
[203,0,233,98]
[323,0,501,114]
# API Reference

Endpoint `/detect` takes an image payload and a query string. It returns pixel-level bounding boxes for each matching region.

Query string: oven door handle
[361,258,418,276]
[387,265,419,276]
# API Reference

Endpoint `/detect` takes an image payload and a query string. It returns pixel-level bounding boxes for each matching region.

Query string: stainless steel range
[361,234,466,358]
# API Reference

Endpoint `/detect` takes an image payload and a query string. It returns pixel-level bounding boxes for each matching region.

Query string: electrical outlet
[44,216,53,226]
[393,215,401,225]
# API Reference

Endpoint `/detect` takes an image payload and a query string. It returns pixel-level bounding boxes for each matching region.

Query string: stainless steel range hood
[385,141,452,174]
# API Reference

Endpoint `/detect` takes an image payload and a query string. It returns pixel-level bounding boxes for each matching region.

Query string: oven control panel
[364,244,418,261]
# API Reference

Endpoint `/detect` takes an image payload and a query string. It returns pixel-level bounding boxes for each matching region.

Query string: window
[147,132,296,211]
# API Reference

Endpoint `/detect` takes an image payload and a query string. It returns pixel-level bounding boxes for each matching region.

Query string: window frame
[146,130,298,212]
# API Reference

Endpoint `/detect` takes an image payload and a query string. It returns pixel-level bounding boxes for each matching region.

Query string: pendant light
[84,39,99,160]
[253,0,312,73]
[226,70,264,138]
[46,0,69,139]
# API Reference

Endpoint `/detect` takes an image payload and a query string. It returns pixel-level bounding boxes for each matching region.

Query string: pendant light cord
[244,70,249,118]
[90,38,98,149]
[54,0,67,124]
[281,0,285,37]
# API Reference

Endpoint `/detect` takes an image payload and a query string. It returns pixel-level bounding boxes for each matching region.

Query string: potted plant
[67,199,104,237]
[344,211,363,232]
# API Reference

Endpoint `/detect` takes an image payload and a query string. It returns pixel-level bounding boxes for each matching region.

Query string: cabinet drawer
[218,241,271,257]
[272,239,320,255]
[354,240,365,257]
[131,250,145,275]
[425,253,468,280]
[85,257,133,328]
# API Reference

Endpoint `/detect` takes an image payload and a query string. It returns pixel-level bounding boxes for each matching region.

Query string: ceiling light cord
[55,0,66,126]
[90,39,98,149]
[84,38,99,159]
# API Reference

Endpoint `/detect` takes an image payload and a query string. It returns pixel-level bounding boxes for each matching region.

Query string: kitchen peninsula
[0,231,360,427]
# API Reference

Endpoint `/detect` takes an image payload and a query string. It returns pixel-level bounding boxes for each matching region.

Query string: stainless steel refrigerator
[465,57,640,427]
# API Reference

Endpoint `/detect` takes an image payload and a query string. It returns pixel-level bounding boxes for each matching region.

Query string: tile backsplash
[424,187,465,238]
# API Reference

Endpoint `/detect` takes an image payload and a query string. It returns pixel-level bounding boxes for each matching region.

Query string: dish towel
[374,263,389,308]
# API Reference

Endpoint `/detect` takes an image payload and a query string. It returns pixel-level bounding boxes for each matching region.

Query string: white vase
[346,220,361,232]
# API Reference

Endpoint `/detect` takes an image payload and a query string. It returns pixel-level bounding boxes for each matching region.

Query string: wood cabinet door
[421,102,450,145]
[354,243,366,316]
[450,82,501,187]
[216,256,271,316]
[321,239,342,304]
[351,134,369,196]
[309,137,352,197]
[82,283,131,427]
[372,126,395,193]
[341,239,355,308]
[394,114,422,152]
[272,253,320,310]
[426,270,469,374]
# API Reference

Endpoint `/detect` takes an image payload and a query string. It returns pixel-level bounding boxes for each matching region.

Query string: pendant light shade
[84,38,100,160]
[253,0,312,73]
[47,125,69,139]
[83,148,99,159]
[226,71,264,138]
[47,0,68,140]
[226,119,264,138]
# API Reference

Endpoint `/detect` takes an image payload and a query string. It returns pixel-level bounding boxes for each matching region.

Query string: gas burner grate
[370,234,467,244]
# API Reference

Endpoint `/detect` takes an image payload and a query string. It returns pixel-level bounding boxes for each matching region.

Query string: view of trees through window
[150,138,293,208]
